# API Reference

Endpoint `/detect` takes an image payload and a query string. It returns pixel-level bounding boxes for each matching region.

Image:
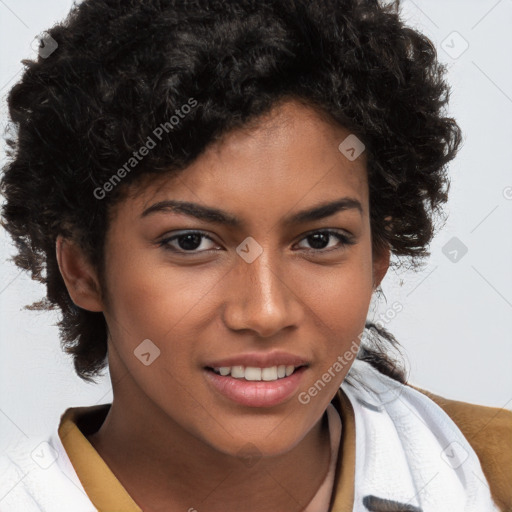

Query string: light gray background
[1,0,511,453]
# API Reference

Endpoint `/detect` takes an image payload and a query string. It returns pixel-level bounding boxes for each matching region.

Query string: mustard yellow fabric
[329,387,356,511]
[58,404,142,512]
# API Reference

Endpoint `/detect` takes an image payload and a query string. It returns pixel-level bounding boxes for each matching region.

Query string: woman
[0,0,510,511]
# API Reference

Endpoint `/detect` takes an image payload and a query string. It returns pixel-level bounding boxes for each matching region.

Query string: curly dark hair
[0,0,462,384]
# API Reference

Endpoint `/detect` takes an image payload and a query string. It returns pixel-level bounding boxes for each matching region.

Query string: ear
[372,242,390,291]
[56,235,104,312]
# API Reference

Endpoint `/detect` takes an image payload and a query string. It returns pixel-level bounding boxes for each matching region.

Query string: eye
[295,230,355,253]
[159,231,220,254]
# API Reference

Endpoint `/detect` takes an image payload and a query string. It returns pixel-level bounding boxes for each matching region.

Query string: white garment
[0,428,97,512]
[0,359,500,512]
[344,358,500,512]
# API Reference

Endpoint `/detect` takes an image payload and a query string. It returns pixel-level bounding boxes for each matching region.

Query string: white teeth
[244,367,262,381]
[261,366,278,381]
[231,366,245,378]
[211,364,301,381]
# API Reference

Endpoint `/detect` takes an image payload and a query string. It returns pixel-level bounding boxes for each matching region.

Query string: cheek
[293,247,374,371]
[103,247,225,357]
[102,252,214,407]
[297,247,374,320]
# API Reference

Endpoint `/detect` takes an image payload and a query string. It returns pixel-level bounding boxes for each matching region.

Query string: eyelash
[158,230,356,255]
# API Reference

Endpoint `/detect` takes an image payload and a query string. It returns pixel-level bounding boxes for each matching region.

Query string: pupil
[179,234,202,250]
[308,233,329,249]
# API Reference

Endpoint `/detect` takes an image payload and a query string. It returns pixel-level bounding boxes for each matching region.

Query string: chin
[203,427,307,462]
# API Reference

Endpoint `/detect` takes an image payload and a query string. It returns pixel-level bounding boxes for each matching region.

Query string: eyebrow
[140,197,363,227]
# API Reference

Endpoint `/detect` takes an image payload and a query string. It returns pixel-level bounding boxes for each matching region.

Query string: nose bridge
[223,243,299,336]
[247,250,282,304]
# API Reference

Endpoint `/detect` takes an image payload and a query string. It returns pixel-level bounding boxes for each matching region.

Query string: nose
[222,248,303,338]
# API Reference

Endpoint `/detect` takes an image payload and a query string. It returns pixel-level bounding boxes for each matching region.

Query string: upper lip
[204,351,309,369]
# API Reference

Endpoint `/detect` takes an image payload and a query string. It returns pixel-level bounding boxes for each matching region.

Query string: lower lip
[204,367,307,408]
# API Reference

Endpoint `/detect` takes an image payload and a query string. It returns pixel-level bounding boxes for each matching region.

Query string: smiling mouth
[203,364,308,407]
[205,364,307,381]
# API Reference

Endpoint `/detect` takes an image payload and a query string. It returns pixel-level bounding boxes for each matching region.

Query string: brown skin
[56,99,390,512]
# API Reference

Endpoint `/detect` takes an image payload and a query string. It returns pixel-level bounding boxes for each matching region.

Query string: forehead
[122,100,368,220]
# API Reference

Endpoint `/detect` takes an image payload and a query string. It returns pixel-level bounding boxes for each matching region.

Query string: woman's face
[99,99,388,456]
